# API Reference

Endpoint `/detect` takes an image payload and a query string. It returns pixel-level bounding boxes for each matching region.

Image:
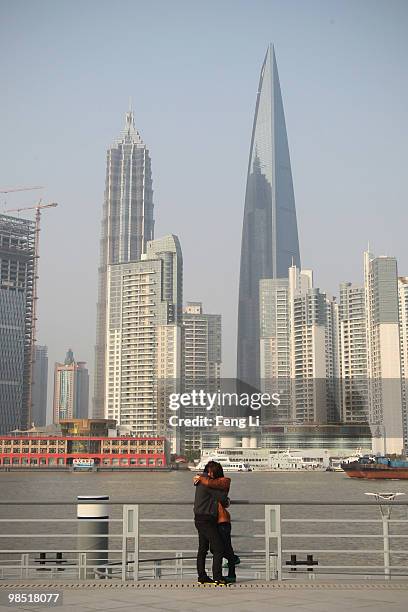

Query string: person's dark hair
[204,460,224,479]
[212,462,224,479]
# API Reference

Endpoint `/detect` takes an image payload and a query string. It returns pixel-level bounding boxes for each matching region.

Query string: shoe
[224,576,236,584]
[223,555,241,568]
[197,576,215,585]
[214,579,229,586]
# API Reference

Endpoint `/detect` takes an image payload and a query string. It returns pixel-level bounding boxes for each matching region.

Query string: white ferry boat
[196,453,251,472]
[267,451,320,471]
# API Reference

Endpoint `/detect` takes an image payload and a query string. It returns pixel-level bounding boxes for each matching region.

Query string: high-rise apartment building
[259,266,340,425]
[339,283,368,423]
[94,110,154,417]
[0,214,35,434]
[53,350,89,423]
[105,235,183,437]
[325,296,341,422]
[32,345,48,427]
[238,45,301,388]
[289,267,326,424]
[398,276,408,451]
[182,302,222,452]
[364,251,404,454]
[259,279,291,422]
[288,266,340,424]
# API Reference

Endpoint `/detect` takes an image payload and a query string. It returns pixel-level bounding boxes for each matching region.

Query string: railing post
[78,552,87,580]
[20,553,29,579]
[122,505,139,582]
[176,552,183,579]
[153,560,162,579]
[264,504,281,581]
[382,512,391,580]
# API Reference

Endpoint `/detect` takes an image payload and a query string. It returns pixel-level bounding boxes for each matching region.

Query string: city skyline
[1,1,407,407]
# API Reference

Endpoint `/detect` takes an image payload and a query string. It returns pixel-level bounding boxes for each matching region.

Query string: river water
[1,470,408,577]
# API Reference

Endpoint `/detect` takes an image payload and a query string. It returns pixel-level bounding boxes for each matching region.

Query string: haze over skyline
[1,0,407,418]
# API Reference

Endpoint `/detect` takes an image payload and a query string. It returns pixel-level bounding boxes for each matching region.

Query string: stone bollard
[77,495,109,579]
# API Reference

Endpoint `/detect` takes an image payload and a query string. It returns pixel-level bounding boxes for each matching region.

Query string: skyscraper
[0,214,35,434]
[288,266,339,424]
[398,276,408,451]
[105,235,183,436]
[259,278,291,422]
[237,45,301,388]
[182,302,222,452]
[53,350,89,423]
[259,266,340,425]
[32,345,48,427]
[94,109,154,417]
[339,283,368,424]
[364,251,404,454]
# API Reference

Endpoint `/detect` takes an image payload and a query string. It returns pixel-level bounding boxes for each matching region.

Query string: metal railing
[1,500,408,582]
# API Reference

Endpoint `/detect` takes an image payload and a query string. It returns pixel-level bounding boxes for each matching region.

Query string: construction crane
[0,186,45,213]
[4,200,58,428]
[0,186,44,194]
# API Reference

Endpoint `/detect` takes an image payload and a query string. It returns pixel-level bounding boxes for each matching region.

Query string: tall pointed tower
[237,45,300,388]
[93,109,154,417]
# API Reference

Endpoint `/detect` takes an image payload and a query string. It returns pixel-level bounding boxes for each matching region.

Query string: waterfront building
[58,418,116,437]
[325,294,341,422]
[339,283,369,424]
[259,278,291,422]
[202,424,372,456]
[398,276,408,451]
[0,214,35,434]
[53,350,89,423]
[32,345,48,427]
[105,235,183,438]
[0,431,168,469]
[288,265,340,424]
[364,251,404,454]
[181,302,222,453]
[259,266,340,426]
[237,45,301,388]
[94,109,154,418]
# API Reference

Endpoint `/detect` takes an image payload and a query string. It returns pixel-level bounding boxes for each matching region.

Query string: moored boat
[342,455,408,479]
[195,453,251,472]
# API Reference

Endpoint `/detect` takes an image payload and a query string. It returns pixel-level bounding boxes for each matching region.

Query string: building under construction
[0,213,35,434]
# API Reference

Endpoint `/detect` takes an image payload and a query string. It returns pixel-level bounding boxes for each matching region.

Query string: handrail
[1,500,408,506]
[1,500,408,582]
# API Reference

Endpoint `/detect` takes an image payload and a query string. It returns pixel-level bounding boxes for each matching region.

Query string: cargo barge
[342,456,408,479]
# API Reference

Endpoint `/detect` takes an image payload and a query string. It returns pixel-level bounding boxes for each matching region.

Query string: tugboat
[342,455,408,479]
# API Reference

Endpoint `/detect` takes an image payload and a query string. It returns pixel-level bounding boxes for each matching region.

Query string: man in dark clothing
[193,461,228,584]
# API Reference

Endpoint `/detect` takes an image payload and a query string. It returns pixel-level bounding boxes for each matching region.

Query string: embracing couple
[193,460,240,585]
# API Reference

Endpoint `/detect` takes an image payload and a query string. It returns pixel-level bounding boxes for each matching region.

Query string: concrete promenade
[1,581,408,612]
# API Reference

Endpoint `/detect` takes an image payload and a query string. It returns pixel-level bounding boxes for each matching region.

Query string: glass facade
[0,214,35,434]
[237,46,301,388]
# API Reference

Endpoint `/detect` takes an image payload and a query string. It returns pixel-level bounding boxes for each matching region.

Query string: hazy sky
[1,0,407,416]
